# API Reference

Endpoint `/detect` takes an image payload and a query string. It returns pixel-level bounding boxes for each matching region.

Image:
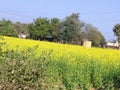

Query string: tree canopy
[113,24,120,42]
[29,18,60,40]
[13,22,29,35]
[83,24,105,46]
[0,19,18,37]
[60,13,84,43]
[0,13,105,47]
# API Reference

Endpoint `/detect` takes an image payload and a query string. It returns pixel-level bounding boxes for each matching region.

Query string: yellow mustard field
[1,36,120,89]
[1,36,120,63]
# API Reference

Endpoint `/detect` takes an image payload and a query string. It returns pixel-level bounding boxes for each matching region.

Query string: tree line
[0,13,106,46]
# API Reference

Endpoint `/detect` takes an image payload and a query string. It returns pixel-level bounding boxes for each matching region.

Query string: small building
[83,40,92,48]
[105,41,120,49]
[18,33,28,38]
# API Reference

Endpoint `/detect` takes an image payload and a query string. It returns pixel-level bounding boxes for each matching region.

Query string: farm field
[0,36,120,90]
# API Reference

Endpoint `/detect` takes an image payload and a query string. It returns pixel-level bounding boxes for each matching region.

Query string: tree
[60,13,84,43]
[29,18,51,40]
[13,22,29,35]
[0,19,18,37]
[113,24,120,43]
[84,24,105,46]
[28,17,61,41]
[50,18,61,41]
[27,13,105,46]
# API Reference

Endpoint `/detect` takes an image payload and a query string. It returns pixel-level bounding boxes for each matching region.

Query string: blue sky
[0,0,120,41]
